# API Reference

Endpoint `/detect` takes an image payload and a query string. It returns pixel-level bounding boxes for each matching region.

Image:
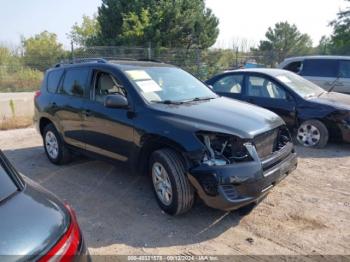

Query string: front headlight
[196,132,253,166]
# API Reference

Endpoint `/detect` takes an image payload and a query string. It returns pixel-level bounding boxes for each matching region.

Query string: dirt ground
[0,127,349,257]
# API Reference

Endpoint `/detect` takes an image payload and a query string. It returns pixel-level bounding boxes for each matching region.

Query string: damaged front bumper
[188,142,298,211]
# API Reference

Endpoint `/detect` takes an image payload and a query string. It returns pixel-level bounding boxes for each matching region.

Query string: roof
[52,58,174,70]
[109,60,175,68]
[225,68,288,76]
[282,55,350,62]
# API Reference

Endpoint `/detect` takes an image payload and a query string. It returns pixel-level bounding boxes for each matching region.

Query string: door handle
[82,110,92,117]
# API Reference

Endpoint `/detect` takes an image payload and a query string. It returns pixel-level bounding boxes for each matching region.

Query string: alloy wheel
[297,123,321,147]
[45,131,59,159]
[152,162,173,206]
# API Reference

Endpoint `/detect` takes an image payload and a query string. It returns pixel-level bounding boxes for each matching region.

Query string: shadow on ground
[295,142,350,159]
[3,146,243,249]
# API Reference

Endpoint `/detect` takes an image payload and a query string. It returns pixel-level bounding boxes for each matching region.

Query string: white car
[279,56,350,94]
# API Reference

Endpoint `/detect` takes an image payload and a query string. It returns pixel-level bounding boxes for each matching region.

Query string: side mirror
[207,85,213,89]
[104,94,128,109]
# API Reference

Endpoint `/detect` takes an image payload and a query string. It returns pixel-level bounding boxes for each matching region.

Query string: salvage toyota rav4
[34,59,298,215]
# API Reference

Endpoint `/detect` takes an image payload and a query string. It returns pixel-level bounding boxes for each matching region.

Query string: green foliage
[9,99,15,117]
[0,45,43,92]
[69,15,100,46]
[22,31,67,71]
[252,22,313,67]
[73,0,219,49]
[317,36,332,55]
[329,0,350,54]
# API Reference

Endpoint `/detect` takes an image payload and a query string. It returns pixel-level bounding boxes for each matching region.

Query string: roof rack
[54,58,108,68]
[137,58,163,63]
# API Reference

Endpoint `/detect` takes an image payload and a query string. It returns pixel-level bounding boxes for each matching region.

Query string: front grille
[254,129,278,159]
[254,126,291,159]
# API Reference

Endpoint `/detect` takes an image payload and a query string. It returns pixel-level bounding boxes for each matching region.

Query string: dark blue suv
[34,59,297,215]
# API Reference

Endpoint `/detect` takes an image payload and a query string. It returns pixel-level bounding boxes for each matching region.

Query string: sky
[0,0,347,49]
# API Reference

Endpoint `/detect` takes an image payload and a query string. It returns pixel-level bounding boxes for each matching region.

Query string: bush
[0,66,43,92]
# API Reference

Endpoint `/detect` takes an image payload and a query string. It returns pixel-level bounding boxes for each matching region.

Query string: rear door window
[0,161,18,202]
[339,60,350,78]
[212,74,244,93]
[60,68,89,97]
[301,59,338,78]
[47,69,64,93]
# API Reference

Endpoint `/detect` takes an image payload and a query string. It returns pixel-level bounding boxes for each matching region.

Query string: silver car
[279,56,350,94]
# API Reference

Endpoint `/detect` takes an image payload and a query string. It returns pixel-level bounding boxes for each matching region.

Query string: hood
[0,177,69,261]
[150,97,284,139]
[310,92,350,110]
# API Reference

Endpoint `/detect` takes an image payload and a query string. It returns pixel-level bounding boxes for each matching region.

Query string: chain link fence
[0,46,265,92]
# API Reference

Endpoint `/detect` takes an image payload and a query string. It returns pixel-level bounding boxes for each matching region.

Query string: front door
[81,69,134,162]
[244,75,297,128]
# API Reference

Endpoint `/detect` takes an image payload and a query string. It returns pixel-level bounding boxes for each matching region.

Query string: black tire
[296,119,329,148]
[43,123,71,165]
[149,148,194,215]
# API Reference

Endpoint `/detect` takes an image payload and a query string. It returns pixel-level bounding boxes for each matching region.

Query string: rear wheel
[43,123,71,165]
[150,148,194,215]
[296,120,328,148]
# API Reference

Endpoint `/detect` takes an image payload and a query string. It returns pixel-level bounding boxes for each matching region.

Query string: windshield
[123,66,217,103]
[276,72,324,98]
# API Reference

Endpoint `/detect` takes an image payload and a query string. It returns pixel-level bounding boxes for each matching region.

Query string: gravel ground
[0,128,349,257]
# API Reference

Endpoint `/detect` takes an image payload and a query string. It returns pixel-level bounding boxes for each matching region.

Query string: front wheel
[150,148,194,215]
[296,120,329,148]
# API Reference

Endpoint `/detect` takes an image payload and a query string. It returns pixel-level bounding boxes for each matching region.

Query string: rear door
[53,67,90,149]
[300,59,339,91]
[338,60,350,94]
[81,68,134,162]
[243,74,297,128]
[209,73,244,100]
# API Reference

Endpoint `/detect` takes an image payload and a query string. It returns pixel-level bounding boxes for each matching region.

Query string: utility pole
[71,41,75,61]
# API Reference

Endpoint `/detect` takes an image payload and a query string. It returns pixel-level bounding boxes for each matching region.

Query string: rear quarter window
[301,59,338,78]
[47,69,64,93]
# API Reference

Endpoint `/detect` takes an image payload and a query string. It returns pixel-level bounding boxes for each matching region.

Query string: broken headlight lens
[196,132,253,166]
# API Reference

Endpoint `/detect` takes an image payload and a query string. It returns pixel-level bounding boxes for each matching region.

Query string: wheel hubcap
[45,131,59,159]
[297,124,321,147]
[152,162,173,206]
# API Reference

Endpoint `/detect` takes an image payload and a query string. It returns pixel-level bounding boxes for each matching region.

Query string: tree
[329,0,350,54]
[76,0,219,49]
[317,36,332,55]
[22,31,66,71]
[252,22,313,67]
[69,15,100,46]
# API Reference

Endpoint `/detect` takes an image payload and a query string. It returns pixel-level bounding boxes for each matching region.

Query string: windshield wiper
[181,96,217,103]
[151,100,184,105]
[317,91,326,98]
